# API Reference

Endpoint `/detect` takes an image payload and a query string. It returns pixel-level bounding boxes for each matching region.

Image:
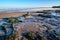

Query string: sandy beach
[0,12,27,18]
[0,12,43,18]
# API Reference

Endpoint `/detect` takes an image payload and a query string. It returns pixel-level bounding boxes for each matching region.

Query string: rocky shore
[0,11,60,40]
[13,14,60,40]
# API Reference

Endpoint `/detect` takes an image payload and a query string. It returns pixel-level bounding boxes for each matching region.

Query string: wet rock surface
[14,14,60,40]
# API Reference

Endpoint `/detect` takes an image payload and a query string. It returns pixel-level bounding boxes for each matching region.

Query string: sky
[0,0,60,8]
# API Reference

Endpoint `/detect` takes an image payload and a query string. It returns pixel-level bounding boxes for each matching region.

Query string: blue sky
[0,0,60,8]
